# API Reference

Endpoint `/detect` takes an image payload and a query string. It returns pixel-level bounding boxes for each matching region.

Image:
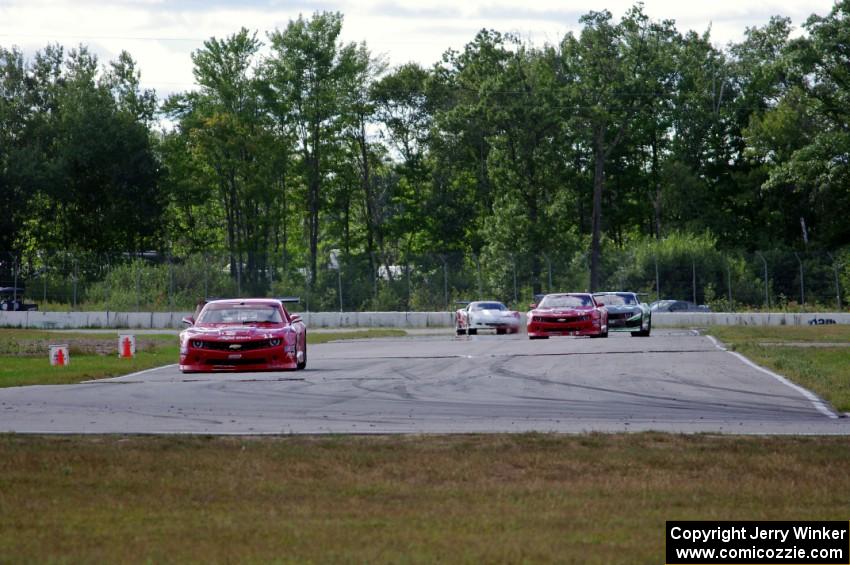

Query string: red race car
[179,298,307,372]
[527,293,608,339]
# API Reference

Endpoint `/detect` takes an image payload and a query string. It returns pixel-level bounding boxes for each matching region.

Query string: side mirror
[529,303,537,309]
[181,316,195,326]
[290,314,302,324]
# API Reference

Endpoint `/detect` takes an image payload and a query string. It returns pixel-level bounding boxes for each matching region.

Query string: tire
[456,327,465,336]
[468,328,477,335]
[631,323,651,337]
[496,328,506,335]
[296,334,307,370]
[529,335,548,340]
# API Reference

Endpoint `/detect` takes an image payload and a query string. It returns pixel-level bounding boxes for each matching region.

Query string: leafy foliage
[2,6,849,310]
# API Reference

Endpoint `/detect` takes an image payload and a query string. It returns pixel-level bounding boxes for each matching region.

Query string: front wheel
[296,334,307,370]
[631,324,651,337]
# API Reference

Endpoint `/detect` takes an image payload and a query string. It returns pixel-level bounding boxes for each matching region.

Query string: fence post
[135,262,141,312]
[203,253,209,299]
[829,253,842,310]
[654,255,660,301]
[439,254,449,310]
[371,252,378,299]
[794,252,805,306]
[692,258,697,304]
[43,258,48,304]
[406,262,411,311]
[105,260,110,312]
[237,260,242,297]
[72,259,78,311]
[168,254,174,310]
[756,252,769,310]
[726,260,732,304]
[542,252,553,292]
[12,258,18,303]
[474,253,482,297]
[338,264,343,313]
[511,253,518,304]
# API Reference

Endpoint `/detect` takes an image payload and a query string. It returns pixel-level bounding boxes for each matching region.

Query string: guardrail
[1,310,848,330]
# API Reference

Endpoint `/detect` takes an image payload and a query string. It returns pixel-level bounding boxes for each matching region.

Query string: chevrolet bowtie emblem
[228,344,242,350]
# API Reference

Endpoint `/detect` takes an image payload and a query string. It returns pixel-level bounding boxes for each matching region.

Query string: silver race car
[455,301,521,335]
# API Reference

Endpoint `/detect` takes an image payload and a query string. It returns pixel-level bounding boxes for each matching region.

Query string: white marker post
[119,334,136,358]
[49,344,69,366]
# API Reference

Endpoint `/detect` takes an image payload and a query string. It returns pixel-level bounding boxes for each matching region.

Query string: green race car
[592,292,651,337]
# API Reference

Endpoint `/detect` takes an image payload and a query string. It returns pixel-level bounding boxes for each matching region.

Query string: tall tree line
[2,4,849,304]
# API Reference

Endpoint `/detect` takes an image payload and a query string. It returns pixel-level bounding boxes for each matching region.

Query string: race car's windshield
[472,302,507,311]
[595,293,637,306]
[539,295,592,308]
[198,305,283,324]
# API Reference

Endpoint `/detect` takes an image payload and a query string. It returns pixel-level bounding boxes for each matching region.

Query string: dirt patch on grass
[0,334,168,356]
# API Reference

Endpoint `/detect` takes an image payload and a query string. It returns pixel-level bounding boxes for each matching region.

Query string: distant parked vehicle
[649,300,710,313]
[0,287,38,311]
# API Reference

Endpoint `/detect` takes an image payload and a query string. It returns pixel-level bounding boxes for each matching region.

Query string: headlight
[269,338,281,347]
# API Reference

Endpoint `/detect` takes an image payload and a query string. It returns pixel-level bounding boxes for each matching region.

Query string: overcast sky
[0,0,838,99]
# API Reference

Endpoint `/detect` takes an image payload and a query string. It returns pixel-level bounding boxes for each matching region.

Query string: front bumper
[179,347,297,372]
[467,319,520,330]
[527,317,605,337]
[607,312,643,331]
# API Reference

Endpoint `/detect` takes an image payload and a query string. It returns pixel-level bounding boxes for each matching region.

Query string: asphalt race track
[0,330,847,434]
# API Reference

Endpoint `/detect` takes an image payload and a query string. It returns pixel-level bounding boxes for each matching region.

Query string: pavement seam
[81,364,178,384]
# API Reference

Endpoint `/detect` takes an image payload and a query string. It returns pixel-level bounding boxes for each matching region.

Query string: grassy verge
[707,326,850,412]
[0,433,847,563]
[0,329,406,388]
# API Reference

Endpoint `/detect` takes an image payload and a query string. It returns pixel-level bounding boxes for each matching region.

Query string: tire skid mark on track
[488,356,826,419]
[322,349,720,361]
[644,372,811,402]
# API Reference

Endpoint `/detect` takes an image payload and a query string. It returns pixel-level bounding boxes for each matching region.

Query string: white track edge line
[705,335,838,419]
[82,364,177,383]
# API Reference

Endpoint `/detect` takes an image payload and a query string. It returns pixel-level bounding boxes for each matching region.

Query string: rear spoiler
[455,300,471,305]
[278,297,300,304]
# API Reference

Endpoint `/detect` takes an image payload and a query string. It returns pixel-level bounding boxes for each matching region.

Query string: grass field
[707,326,850,412]
[0,329,406,388]
[0,433,847,563]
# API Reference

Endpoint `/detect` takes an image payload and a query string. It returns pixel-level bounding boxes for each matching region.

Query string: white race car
[455,301,521,335]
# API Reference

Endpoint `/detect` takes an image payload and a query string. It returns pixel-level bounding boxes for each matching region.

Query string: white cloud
[0,0,836,99]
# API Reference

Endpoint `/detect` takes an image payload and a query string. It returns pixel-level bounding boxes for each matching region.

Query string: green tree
[557,6,677,291]
[267,12,361,292]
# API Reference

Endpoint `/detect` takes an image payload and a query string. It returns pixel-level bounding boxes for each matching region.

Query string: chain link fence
[1,249,847,312]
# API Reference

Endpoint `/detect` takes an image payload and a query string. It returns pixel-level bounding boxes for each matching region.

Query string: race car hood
[531,307,593,316]
[181,324,289,340]
[474,309,515,317]
[603,305,641,315]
